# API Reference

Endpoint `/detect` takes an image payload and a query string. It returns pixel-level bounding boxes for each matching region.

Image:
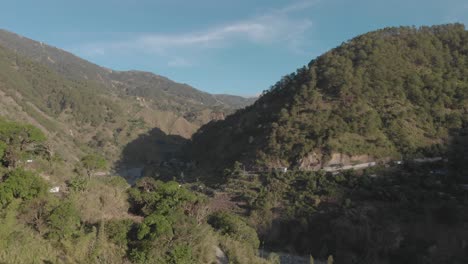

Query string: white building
[49,186,60,193]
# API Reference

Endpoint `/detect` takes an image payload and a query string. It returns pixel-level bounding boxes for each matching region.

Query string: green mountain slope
[0,29,254,110]
[0,29,255,166]
[0,44,164,164]
[188,24,468,172]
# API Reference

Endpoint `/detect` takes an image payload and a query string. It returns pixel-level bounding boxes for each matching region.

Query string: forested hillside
[0,29,254,166]
[1,23,468,264]
[0,119,275,263]
[188,24,468,172]
[181,24,468,263]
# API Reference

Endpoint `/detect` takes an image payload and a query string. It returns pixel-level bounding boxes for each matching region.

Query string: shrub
[105,219,133,247]
[47,200,81,240]
[0,169,48,206]
[67,177,87,192]
[208,212,260,249]
[166,245,194,264]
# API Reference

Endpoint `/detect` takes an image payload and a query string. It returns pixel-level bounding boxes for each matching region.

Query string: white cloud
[73,0,318,62]
[167,57,192,68]
[276,0,319,14]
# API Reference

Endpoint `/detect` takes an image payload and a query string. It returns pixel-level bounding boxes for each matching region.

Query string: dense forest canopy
[188,24,468,172]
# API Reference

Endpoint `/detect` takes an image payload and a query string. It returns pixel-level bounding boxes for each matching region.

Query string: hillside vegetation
[0,29,253,111]
[180,24,468,263]
[1,24,468,264]
[188,24,468,172]
[0,29,254,166]
[0,119,275,264]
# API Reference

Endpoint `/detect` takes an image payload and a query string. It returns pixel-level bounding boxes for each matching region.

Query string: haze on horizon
[2,0,467,96]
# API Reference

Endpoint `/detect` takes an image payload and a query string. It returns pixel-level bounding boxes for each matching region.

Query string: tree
[208,212,260,249]
[0,169,48,206]
[19,197,52,235]
[47,200,81,240]
[33,143,53,162]
[128,178,196,216]
[0,121,45,150]
[79,154,107,180]
[0,120,46,168]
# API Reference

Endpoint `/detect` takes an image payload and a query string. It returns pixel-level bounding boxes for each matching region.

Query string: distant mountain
[0,29,253,110]
[187,24,468,173]
[0,29,255,165]
[0,29,110,84]
[213,94,258,109]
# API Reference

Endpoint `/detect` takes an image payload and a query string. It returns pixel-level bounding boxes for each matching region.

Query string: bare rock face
[326,153,373,166]
[210,112,225,121]
[299,152,375,171]
[298,152,322,171]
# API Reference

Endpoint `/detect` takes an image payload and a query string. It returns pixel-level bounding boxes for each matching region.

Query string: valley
[0,23,467,264]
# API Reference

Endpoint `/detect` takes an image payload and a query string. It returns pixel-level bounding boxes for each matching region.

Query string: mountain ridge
[187,23,468,174]
[0,28,254,109]
[0,29,256,166]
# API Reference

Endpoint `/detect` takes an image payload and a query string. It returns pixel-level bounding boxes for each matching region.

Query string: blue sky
[1,0,467,96]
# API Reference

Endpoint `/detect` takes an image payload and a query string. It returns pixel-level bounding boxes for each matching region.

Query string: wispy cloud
[72,0,318,65]
[167,57,192,68]
[276,0,318,14]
